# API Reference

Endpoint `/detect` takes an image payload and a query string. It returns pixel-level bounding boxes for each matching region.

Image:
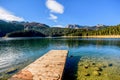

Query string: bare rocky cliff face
[23,22,50,30]
[66,24,107,30]
[66,24,83,29]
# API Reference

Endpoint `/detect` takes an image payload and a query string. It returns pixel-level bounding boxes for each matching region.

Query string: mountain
[0,20,24,37]
[0,20,50,37]
[1,19,120,37]
[66,24,107,30]
[23,22,50,30]
[66,24,85,29]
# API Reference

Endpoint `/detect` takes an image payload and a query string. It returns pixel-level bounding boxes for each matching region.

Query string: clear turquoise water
[0,37,120,79]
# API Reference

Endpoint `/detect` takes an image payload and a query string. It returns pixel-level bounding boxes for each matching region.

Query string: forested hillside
[70,25,120,36]
[6,30,45,37]
[0,20,49,37]
[87,25,120,36]
[39,25,120,37]
[1,20,120,37]
[0,20,24,37]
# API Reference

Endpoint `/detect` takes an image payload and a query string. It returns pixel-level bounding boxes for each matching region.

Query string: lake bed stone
[93,71,100,76]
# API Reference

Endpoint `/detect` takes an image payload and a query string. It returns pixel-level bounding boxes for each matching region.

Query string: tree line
[1,20,120,37]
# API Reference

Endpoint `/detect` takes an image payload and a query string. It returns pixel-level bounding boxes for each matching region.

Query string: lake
[0,37,120,80]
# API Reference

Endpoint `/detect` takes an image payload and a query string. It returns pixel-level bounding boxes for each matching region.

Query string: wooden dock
[9,50,68,80]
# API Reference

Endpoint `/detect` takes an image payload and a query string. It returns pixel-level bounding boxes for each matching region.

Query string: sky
[0,0,120,27]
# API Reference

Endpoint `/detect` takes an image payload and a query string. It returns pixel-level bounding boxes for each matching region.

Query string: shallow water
[0,37,120,79]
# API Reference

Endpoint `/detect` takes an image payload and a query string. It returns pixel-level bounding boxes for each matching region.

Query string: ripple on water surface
[0,38,120,80]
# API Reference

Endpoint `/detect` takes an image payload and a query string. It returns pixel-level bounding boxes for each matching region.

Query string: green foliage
[37,28,86,37]
[0,20,24,37]
[6,25,120,37]
[85,25,120,36]
[63,25,120,36]
[6,30,46,37]
[1,20,120,37]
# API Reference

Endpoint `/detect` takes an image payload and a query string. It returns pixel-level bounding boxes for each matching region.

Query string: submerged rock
[91,62,96,65]
[94,67,102,71]
[108,63,113,67]
[70,55,73,58]
[93,71,100,76]
[84,73,90,76]
[102,65,107,68]
[84,64,89,69]
[78,63,83,66]
[6,68,18,74]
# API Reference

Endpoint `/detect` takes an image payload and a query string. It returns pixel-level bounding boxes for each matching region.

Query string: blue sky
[0,0,120,27]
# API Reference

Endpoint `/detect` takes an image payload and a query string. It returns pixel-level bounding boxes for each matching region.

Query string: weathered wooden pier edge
[9,50,68,80]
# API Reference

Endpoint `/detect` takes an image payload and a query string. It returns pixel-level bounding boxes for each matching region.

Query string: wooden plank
[9,50,68,80]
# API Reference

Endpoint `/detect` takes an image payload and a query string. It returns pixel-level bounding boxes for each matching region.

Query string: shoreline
[62,35,120,38]
[2,35,120,39]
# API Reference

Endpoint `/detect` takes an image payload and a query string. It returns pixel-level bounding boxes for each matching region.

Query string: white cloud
[53,25,64,27]
[0,7,24,21]
[46,0,64,14]
[49,13,58,22]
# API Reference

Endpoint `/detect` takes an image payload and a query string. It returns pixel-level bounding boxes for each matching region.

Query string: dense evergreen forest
[0,20,120,37]
[67,25,120,36]
[31,25,120,37]
[5,30,45,37]
[0,20,24,37]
